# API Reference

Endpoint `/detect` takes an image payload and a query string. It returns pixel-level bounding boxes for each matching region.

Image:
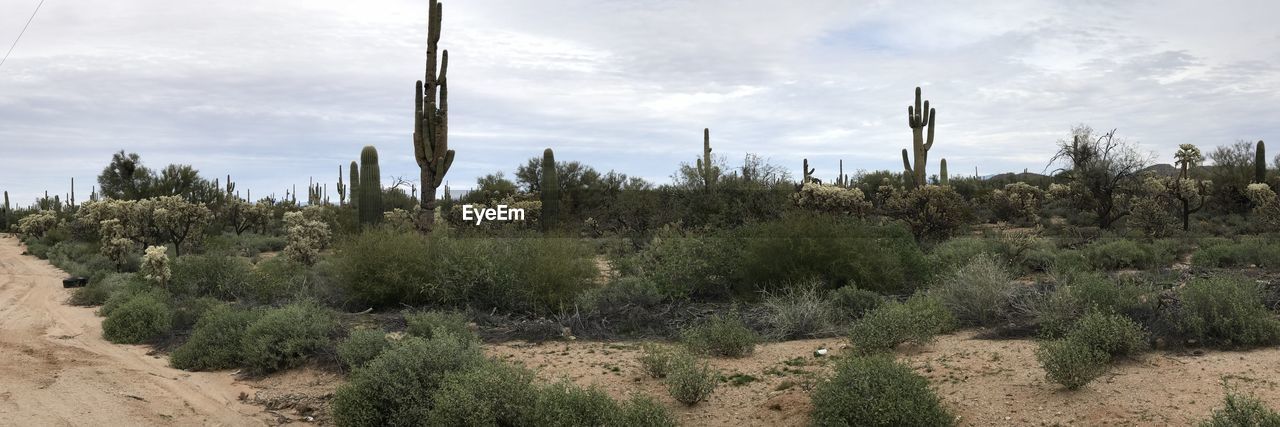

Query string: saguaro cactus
[802,159,816,184]
[696,128,719,190]
[1257,140,1267,183]
[336,165,347,207]
[2,191,8,229]
[349,160,360,209]
[940,158,949,186]
[413,0,456,233]
[226,174,236,197]
[359,146,384,225]
[541,148,560,231]
[901,86,937,188]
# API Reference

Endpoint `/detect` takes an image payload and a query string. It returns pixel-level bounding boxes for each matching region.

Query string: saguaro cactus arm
[413,0,455,232]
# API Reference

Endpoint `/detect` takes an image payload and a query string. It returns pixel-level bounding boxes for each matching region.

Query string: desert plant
[282,209,331,265]
[829,285,883,320]
[637,342,692,379]
[697,128,720,190]
[1064,310,1147,358]
[358,145,384,225]
[170,254,252,300]
[1200,392,1280,427]
[810,355,953,426]
[240,301,338,375]
[932,254,1016,327]
[682,314,758,358]
[337,328,393,371]
[101,290,173,344]
[411,0,456,233]
[1178,276,1280,348]
[901,86,939,189]
[1257,140,1268,184]
[541,148,560,231]
[848,294,954,354]
[70,272,142,307]
[883,184,972,241]
[1035,337,1110,390]
[665,355,718,406]
[426,360,539,426]
[761,282,836,339]
[1245,183,1280,229]
[330,333,484,427]
[140,245,170,288]
[404,310,475,342]
[990,182,1045,224]
[170,305,262,371]
[792,182,873,216]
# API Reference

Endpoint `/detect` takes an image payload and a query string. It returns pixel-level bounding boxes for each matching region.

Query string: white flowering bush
[792,182,872,216]
[141,245,171,288]
[283,210,331,265]
[17,210,59,239]
[98,218,134,269]
[1246,183,1280,229]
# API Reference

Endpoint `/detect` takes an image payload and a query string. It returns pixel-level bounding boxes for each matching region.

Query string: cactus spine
[696,128,718,190]
[1257,140,1267,183]
[413,0,456,233]
[541,148,560,231]
[939,158,948,186]
[901,86,937,188]
[358,146,383,225]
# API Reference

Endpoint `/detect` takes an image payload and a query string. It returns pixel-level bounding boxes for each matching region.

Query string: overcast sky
[1,0,1278,204]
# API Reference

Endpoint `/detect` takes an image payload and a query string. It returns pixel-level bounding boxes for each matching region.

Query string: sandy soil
[488,331,1280,426]
[0,235,275,426]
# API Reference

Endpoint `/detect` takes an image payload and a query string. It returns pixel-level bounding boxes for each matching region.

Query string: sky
[1,0,1278,204]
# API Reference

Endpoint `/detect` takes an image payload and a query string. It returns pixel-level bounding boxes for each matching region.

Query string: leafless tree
[1049,126,1152,229]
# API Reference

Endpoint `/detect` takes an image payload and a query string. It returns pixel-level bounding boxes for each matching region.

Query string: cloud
[0,0,1277,204]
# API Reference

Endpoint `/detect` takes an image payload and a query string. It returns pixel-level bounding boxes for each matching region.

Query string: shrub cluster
[1178,277,1280,348]
[809,356,953,426]
[829,285,883,320]
[336,329,392,371]
[848,294,955,354]
[760,283,835,339]
[681,314,758,358]
[101,289,173,344]
[240,301,338,375]
[1201,392,1280,426]
[1036,311,1146,390]
[170,305,262,370]
[932,254,1016,327]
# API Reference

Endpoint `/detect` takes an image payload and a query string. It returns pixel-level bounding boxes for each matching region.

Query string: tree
[1048,126,1151,229]
[1208,140,1258,214]
[149,196,212,256]
[98,151,153,200]
[1164,144,1210,231]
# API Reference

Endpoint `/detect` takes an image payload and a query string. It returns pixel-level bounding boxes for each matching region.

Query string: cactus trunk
[413,0,456,233]
[902,86,937,188]
[696,128,718,190]
[349,161,360,210]
[358,146,383,225]
[940,158,948,186]
[541,148,560,231]
[1257,140,1267,183]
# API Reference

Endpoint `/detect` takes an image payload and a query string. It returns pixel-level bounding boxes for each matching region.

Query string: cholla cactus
[382,207,419,231]
[792,182,872,216]
[990,182,1045,224]
[17,211,59,239]
[1246,183,1280,228]
[283,210,331,265]
[141,245,171,288]
[149,196,213,256]
[98,219,134,270]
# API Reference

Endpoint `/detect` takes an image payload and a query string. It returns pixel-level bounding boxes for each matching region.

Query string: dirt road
[0,235,272,426]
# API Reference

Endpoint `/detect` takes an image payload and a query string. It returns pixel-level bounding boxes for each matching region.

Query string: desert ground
[2,235,1278,426]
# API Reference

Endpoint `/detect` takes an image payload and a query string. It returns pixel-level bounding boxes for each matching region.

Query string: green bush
[761,282,835,339]
[98,277,155,317]
[504,237,599,312]
[1033,272,1158,338]
[1064,311,1147,358]
[848,294,955,354]
[731,215,931,295]
[615,395,678,427]
[575,277,665,314]
[932,254,1016,327]
[810,355,953,426]
[333,229,436,308]
[682,314,758,358]
[637,342,691,379]
[171,305,262,371]
[1081,239,1178,270]
[526,382,622,426]
[240,301,337,375]
[336,329,393,371]
[101,290,173,344]
[665,355,718,405]
[618,226,734,299]
[1200,393,1280,426]
[426,360,539,426]
[331,333,484,426]
[247,256,314,304]
[829,285,883,320]
[1035,337,1110,390]
[1179,277,1280,348]
[927,237,1004,273]
[70,272,141,306]
[170,254,253,300]
[404,310,475,342]
[1192,237,1280,269]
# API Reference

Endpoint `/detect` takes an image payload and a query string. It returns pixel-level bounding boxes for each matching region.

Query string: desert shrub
[140,245,171,287]
[761,282,836,339]
[426,360,539,426]
[247,256,315,304]
[932,254,1016,327]
[792,182,873,216]
[1034,272,1158,338]
[682,314,758,358]
[615,395,678,427]
[927,237,1005,273]
[170,296,228,334]
[170,305,262,370]
[337,329,393,371]
[504,237,599,312]
[1179,277,1280,348]
[240,301,337,375]
[330,334,484,427]
[228,233,286,257]
[989,182,1045,224]
[528,382,621,426]
[1200,392,1280,427]
[1064,311,1147,358]
[576,277,664,314]
[170,254,253,300]
[333,229,436,308]
[829,285,883,320]
[848,294,955,354]
[404,310,475,342]
[1192,237,1280,269]
[665,355,718,405]
[637,342,693,379]
[282,210,331,266]
[618,226,733,299]
[101,290,173,344]
[1035,337,1110,390]
[810,355,953,426]
[98,278,156,317]
[70,272,141,306]
[732,216,931,295]
[1081,239,1177,270]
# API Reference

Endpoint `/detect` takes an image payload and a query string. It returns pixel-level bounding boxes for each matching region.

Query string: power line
[0,0,46,70]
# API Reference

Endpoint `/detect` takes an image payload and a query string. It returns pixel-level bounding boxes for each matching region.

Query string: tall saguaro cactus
[349,161,360,210]
[1257,140,1267,183]
[901,86,938,188]
[939,158,949,186]
[541,148,560,231]
[802,159,816,184]
[359,146,383,225]
[413,0,456,233]
[696,128,719,190]
[336,165,347,207]
[2,191,8,230]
